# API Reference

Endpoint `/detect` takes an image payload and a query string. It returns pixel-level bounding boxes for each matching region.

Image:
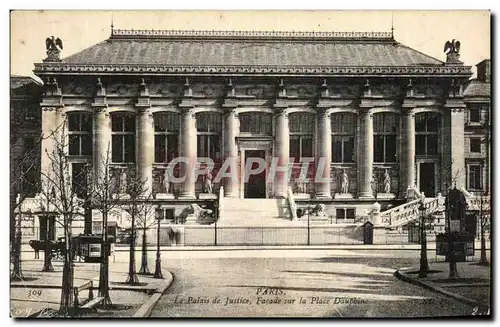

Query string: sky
[10,10,490,79]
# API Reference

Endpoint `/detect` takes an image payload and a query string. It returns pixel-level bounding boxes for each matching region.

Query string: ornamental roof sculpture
[34,28,472,77]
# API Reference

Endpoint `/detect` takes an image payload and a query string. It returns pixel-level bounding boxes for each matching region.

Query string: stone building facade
[10,76,42,240]
[32,29,481,226]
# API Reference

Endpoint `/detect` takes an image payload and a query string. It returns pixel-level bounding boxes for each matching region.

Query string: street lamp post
[153,205,164,279]
[418,196,429,278]
[307,205,311,246]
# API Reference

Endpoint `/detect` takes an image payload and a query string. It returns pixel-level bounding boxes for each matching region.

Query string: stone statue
[162,169,171,194]
[295,179,307,194]
[44,36,63,62]
[383,169,391,193]
[119,169,127,194]
[339,169,349,194]
[444,39,461,62]
[204,173,213,194]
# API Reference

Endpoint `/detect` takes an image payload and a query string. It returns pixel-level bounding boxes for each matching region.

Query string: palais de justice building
[32,28,489,227]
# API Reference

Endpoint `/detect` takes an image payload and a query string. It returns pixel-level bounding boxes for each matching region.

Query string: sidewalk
[395,260,491,310]
[21,239,490,253]
[10,259,173,318]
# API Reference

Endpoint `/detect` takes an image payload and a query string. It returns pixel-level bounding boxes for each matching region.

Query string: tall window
[154,112,179,163]
[111,113,136,163]
[331,113,356,163]
[289,113,314,161]
[470,138,481,153]
[468,164,482,190]
[197,112,222,160]
[468,105,481,123]
[415,112,441,156]
[239,112,272,135]
[68,112,92,156]
[373,113,398,163]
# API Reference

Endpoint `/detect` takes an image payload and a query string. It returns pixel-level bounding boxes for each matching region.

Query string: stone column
[274,109,289,198]
[93,108,110,183]
[401,109,416,197]
[41,107,63,180]
[224,110,239,198]
[137,109,154,193]
[315,110,332,199]
[179,108,197,199]
[358,109,374,198]
[450,108,465,188]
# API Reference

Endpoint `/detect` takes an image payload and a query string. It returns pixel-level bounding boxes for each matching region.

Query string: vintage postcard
[9,10,491,318]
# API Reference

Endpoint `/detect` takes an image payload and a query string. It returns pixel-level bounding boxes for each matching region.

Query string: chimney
[476,59,490,83]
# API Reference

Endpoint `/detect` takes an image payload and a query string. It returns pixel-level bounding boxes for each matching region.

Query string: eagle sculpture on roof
[444,39,460,55]
[45,36,63,51]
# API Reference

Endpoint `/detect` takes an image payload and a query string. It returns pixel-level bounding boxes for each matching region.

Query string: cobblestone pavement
[151,249,488,318]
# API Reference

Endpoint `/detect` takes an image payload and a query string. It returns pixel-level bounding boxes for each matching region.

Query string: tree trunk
[42,218,54,272]
[479,217,489,265]
[98,209,112,308]
[126,215,139,284]
[59,227,74,316]
[10,211,23,281]
[98,241,112,307]
[139,228,150,275]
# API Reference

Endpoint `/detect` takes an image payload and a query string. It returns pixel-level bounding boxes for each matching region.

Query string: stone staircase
[218,198,292,226]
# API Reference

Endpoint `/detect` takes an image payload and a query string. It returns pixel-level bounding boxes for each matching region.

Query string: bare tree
[119,172,154,284]
[10,136,41,281]
[38,125,85,315]
[34,180,57,272]
[137,199,157,275]
[88,146,119,308]
[477,193,490,266]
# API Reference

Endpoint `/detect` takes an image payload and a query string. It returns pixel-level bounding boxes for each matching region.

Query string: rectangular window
[427,135,438,155]
[469,107,481,123]
[290,137,300,161]
[385,135,397,162]
[111,114,136,163]
[373,113,398,163]
[470,138,481,153]
[197,135,220,160]
[301,137,313,158]
[68,112,93,156]
[373,135,384,163]
[336,209,346,219]
[239,113,272,134]
[346,208,356,219]
[332,136,343,163]
[468,165,482,190]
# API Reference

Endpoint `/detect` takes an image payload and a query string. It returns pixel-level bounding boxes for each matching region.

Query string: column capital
[359,107,374,117]
[402,107,416,118]
[275,108,289,118]
[137,107,153,119]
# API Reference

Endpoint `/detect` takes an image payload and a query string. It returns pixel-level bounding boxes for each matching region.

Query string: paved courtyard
[151,248,488,317]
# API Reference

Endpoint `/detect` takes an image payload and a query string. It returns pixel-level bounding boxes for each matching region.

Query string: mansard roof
[34,29,472,77]
[464,79,490,98]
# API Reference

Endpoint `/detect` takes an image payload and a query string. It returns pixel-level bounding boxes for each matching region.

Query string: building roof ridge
[109,28,395,42]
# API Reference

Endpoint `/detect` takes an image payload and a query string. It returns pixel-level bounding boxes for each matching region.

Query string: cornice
[33,63,472,77]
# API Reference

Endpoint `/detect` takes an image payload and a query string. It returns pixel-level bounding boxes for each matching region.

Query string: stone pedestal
[113,193,130,200]
[156,193,175,200]
[184,214,198,225]
[199,193,217,200]
[293,193,311,200]
[335,193,353,199]
[377,193,395,200]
